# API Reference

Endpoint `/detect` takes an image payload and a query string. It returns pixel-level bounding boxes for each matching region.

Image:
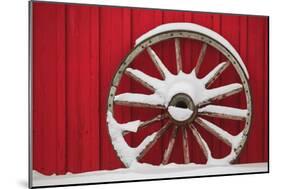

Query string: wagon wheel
[107,23,252,167]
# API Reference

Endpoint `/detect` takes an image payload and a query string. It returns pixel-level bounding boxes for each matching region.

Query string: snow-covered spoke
[194,43,208,76]
[162,125,178,165]
[114,93,165,109]
[125,68,162,91]
[203,61,230,88]
[198,83,243,107]
[190,124,212,161]
[182,127,190,164]
[147,47,171,79]
[137,121,172,161]
[199,105,248,121]
[175,38,183,73]
[123,114,168,136]
[107,111,143,133]
[195,117,234,147]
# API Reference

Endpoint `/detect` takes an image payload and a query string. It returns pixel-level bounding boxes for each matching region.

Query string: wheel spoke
[175,38,183,73]
[190,124,211,161]
[199,105,248,121]
[194,43,208,76]
[147,47,171,79]
[114,93,165,109]
[162,125,178,165]
[203,61,230,88]
[123,114,168,136]
[137,121,172,160]
[182,127,190,164]
[198,83,242,107]
[107,111,142,133]
[195,117,234,147]
[125,68,162,91]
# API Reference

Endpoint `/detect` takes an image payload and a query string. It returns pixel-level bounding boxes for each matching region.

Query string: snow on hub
[167,93,197,124]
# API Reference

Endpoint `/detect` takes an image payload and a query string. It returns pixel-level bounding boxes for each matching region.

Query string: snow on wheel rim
[107,23,252,168]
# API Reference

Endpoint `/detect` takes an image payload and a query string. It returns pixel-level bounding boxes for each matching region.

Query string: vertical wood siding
[32,2,269,175]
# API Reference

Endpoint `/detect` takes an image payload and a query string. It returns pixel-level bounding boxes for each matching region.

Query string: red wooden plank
[66,5,96,173]
[77,6,92,172]
[33,2,66,175]
[99,7,114,170]
[33,2,43,174]
[65,5,83,173]
[263,17,269,162]
[89,6,101,171]
[65,4,101,173]
[247,16,266,163]
[56,5,66,175]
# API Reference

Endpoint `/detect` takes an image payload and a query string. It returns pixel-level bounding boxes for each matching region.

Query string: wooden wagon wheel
[107,23,252,168]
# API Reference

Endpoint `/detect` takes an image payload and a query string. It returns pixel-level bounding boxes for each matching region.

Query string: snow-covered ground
[33,162,268,187]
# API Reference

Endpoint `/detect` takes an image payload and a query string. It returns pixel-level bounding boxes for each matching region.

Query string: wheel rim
[107,23,252,168]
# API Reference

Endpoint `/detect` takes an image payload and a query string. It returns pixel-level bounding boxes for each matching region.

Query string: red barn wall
[32,2,269,175]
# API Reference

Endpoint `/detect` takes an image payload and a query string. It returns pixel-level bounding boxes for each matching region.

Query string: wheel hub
[167,93,197,125]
